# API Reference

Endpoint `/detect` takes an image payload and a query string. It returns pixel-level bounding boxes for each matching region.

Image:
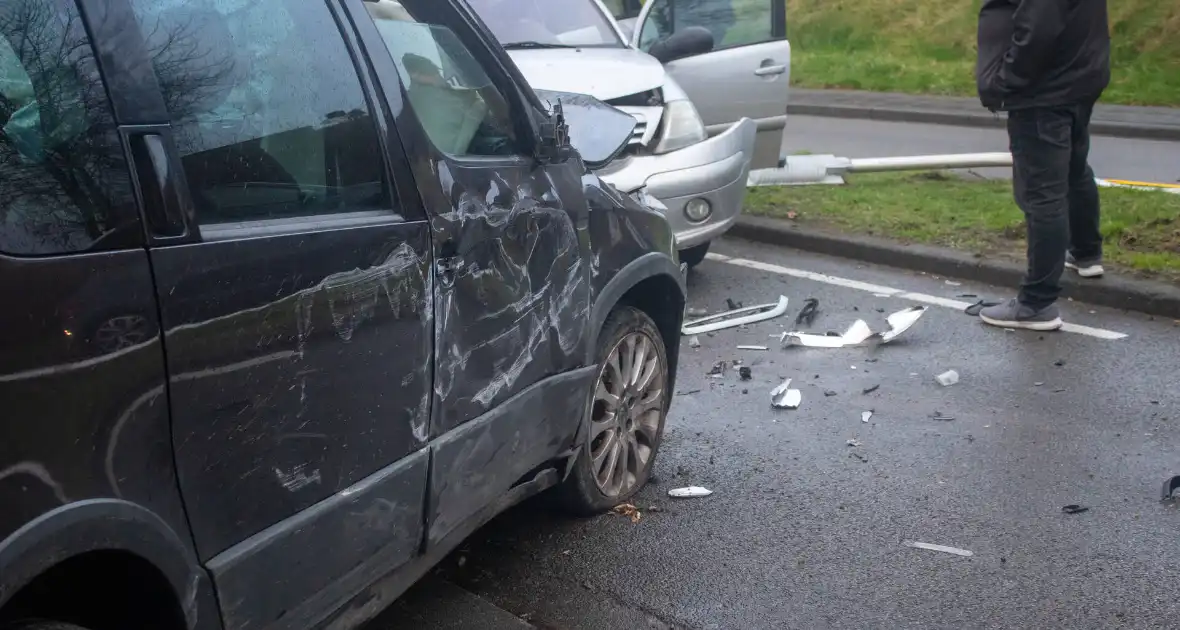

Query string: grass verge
[744,172,1180,282]
[785,0,1180,107]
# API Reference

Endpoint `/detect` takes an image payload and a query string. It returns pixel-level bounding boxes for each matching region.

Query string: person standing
[975,0,1111,331]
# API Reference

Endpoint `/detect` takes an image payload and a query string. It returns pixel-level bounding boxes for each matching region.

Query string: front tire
[557,306,669,515]
[678,242,710,268]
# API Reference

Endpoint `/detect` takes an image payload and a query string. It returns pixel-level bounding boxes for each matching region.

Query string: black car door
[108,1,433,629]
[348,0,596,544]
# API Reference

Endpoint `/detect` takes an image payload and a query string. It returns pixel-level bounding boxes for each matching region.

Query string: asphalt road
[379,236,1180,629]
[780,115,1180,184]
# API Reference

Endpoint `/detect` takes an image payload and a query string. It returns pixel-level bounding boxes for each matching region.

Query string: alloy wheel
[588,330,666,498]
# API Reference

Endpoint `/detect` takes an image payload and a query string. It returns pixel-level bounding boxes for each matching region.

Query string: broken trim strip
[681,296,788,335]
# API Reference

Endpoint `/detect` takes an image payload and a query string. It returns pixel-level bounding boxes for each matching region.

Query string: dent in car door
[633,0,790,168]
[350,0,594,545]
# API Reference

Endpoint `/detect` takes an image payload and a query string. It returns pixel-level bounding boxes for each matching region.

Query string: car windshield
[466,0,623,48]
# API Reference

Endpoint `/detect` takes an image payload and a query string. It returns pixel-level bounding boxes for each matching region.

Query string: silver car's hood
[506,47,665,101]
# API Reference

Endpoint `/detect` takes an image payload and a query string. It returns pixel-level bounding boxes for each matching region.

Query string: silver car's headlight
[653,99,707,154]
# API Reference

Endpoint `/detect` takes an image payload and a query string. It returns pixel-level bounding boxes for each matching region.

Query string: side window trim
[323,0,425,223]
[120,0,402,231]
[361,0,539,163]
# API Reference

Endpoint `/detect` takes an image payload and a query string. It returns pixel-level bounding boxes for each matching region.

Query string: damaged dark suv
[0,1,685,629]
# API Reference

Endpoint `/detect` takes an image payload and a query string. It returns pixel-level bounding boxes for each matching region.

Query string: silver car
[466,0,791,267]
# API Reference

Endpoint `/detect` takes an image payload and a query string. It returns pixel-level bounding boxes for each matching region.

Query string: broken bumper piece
[781,306,928,348]
[681,296,788,336]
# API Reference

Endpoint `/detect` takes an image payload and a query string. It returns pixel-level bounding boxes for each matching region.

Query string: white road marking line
[706,253,1128,340]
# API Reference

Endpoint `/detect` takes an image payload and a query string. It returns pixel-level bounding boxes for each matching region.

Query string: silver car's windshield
[466,0,623,48]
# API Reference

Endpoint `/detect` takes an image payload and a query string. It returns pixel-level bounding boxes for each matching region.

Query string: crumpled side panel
[429,160,592,436]
[582,172,676,299]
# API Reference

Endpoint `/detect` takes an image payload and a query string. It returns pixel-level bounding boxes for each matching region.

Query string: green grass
[784,0,1180,107]
[744,172,1180,281]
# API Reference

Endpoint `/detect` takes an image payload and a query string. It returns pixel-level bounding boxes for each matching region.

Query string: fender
[585,251,686,367]
[0,499,221,630]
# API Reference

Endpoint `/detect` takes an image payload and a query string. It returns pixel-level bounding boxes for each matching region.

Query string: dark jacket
[976,0,1110,111]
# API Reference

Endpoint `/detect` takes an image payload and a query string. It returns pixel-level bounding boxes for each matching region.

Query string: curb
[785,103,1180,143]
[729,215,1180,320]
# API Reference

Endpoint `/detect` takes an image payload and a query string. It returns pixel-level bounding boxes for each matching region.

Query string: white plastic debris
[770,378,801,409]
[935,370,960,386]
[688,336,701,348]
[861,411,873,423]
[846,438,862,447]
[782,306,928,348]
[668,486,713,498]
[902,540,974,557]
[737,345,768,351]
[682,296,789,335]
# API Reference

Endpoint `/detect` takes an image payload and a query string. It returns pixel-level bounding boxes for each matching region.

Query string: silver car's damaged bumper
[597,118,757,250]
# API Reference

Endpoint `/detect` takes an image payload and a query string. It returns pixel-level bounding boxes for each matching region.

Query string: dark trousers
[1007,102,1103,309]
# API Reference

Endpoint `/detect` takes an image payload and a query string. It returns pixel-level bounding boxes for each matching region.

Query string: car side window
[363,1,518,158]
[0,0,140,255]
[640,0,779,52]
[126,0,396,226]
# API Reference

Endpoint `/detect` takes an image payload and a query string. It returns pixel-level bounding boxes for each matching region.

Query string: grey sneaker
[979,299,1064,331]
[1065,252,1104,278]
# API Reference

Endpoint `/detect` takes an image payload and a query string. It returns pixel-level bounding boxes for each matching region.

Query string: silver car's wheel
[589,330,666,498]
[556,305,670,514]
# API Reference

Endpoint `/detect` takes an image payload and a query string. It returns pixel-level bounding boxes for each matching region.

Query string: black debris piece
[863,384,880,395]
[964,299,1002,316]
[1161,475,1180,502]
[1061,504,1090,514]
[930,411,955,421]
[874,307,885,313]
[726,298,743,311]
[853,306,859,311]
[795,298,820,326]
[824,390,838,397]
[1054,359,1066,367]
[707,361,727,377]
[739,366,752,381]
[742,389,748,394]
[957,294,978,299]
[849,453,868,463]
[677,389,701,395]
[865,358,878,363]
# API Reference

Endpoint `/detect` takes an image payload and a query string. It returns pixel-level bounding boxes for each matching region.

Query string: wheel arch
[0,499,220,630]
[587,252,686,396]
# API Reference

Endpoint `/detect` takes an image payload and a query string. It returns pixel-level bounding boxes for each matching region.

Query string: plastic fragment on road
[1161,475,1180,502]
[737,345,768,351]
[781,306,928,348]
[1061,504,1090,514]
[611,503,642,523]
[739,366,752,381]
[682,296,789,335]
[688,336,701,348]
[795,298,820,326]
[846,438,862,447]
[770,378,801,409]
[863,384,880,395]
[902,540,974,557]
[936,370,959,386]
[668,486,712,498]
[861,411,873,423]
[707,360,727,377]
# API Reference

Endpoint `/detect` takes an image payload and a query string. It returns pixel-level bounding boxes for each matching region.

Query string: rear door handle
[754,64,787,77]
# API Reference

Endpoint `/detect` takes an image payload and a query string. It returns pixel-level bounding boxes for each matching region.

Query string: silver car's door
[632,0,789,169]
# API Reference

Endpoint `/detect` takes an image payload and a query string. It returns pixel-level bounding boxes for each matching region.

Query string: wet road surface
[376,237,1180,629]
